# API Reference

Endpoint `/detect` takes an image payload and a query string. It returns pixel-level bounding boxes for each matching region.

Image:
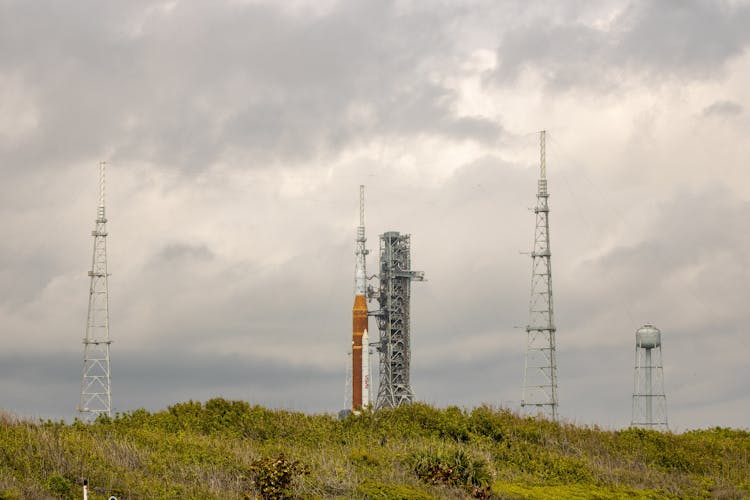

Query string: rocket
[352,185,369,411]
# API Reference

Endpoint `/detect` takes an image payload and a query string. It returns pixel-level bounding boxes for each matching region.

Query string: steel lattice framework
[78,161,112,422]
[374,232,424,409]
[522,131,559,420]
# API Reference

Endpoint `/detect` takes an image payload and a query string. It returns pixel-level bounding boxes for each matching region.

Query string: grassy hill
[0,399,748,499]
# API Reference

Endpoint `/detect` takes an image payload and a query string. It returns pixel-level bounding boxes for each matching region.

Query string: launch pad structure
[348,186,425,412]
[373,231,425,409]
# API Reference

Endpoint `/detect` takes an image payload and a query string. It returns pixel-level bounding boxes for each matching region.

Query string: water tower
[631,324,668,431]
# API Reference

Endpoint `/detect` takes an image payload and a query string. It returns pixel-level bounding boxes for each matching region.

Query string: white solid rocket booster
[362,328,370,407]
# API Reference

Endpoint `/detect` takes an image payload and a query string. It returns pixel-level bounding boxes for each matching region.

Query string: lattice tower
[374,232,424,409]
[78,161,112,422]
[521,130,559,420]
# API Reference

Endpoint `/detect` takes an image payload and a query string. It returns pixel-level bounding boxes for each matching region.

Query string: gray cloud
[1,1,749,431]
[0,0,502,173]
[0,349,340,421]
[158,243,214,262]
[701,100,744,117]
[493,0,750,91]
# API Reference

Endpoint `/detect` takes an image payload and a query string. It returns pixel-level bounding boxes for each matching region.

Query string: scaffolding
[373,232,424,409]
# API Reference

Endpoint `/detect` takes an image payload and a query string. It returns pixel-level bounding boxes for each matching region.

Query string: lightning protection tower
[78,161,113,422]
[352,185,369,411]
[521,130,559,420]
[373,231,424,409]
[631,324,668,430]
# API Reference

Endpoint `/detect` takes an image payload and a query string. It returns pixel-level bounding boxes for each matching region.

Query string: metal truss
[374,232,424,409]
[522,131,559,421]
[78,162,112,422]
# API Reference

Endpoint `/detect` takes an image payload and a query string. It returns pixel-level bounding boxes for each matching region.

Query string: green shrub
[247,453,309,499]
[468,405,508,443]
[45,474,74,499]
[495,443,595,484]
[349,449,380,467]
[410,448,492,498]
[1,400,749,498]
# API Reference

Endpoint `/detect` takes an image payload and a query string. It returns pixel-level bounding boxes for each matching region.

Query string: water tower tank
[636,324,661,349]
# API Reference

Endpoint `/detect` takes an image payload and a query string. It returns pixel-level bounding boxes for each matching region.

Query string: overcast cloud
[1,0,749,430]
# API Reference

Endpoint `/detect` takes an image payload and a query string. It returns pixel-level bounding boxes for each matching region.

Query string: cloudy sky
[1,0,749,430]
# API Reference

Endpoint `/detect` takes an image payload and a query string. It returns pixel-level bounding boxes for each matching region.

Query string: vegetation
[0,401,748,499]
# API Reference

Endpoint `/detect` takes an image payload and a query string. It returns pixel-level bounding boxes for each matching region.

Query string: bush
[468,406,508,443]
[410,448,492,498]
[247,453,309,499]
[45,474,74,499]
[0,489,22,500]
[349,449,380,467]
[1,400,749,498]
[493,441,594,484]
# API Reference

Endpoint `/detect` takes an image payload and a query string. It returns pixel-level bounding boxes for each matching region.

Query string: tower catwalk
[352,185,369,411]
[78,161,113,422]
[374,232,424,409]
[521,130,558,420]
[631,324,668,431]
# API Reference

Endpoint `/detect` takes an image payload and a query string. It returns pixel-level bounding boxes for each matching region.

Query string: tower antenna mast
[521,131,559,420]
[352,185,369,410]
[78,161,113,422]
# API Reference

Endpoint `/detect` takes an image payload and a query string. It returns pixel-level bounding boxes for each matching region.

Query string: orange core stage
[352,294,368,410]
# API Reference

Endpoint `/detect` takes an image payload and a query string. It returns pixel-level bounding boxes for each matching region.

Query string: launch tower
[521,131,559,420]
[631,324,668,430]
[352,185,370,410]
[78,161,113,422]
[374,232,424,409]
